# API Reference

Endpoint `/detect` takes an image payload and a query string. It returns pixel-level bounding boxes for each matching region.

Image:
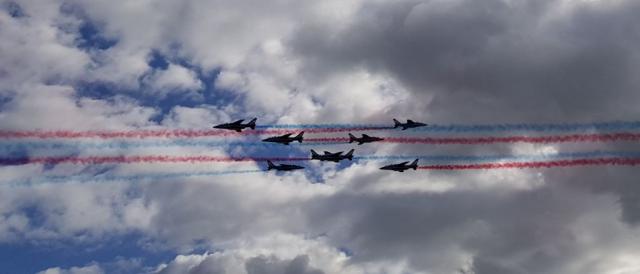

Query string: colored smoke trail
[418,158,640,170]
[410,121,640,133]
[307,132,640,145]
[259,121,640,133]
[0,127,388,139]
[355,151,640,163]
[0,155,311,165]
[4,120,640,140]
[2,132,639,152]
[7,169,266,187]
[4,151,640,166]
[0,140,343,151]
[256,124,393,129]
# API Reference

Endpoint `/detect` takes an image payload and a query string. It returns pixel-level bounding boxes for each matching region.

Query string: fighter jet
[213,118,257,132]
[348,133,384,145]
[267,160,305,171]
[310,149,354,163]
[262,132,304,145]
[393,119,427,130]
[380,159,419,172]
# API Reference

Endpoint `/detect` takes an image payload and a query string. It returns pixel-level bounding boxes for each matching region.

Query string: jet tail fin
[410,159,419,170]
[295,131,304,143]
[345,149,354,160]
[393,119,402,128]
[267,160,275,170]
[310,149,319,158]
[348,133,357,143]
[247,118,257,129]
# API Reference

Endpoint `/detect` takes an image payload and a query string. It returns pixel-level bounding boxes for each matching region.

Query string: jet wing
[362,134,370,138]
[323,151,333,155]
[231,119,244,125]
[397,161,409,166]
[407,120,414,123]
[281,133,292,138]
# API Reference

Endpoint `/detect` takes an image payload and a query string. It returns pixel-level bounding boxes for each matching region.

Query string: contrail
[418,157,640,170]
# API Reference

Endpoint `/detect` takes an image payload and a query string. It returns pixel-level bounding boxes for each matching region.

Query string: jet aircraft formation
[212,118,427,172]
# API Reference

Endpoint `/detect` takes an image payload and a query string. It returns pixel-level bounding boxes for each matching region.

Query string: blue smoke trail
[412,121,640,133]
[355,151,640,163]
[5,150,639,187]
[0,140,344,152]
[258,121,640,133]
[256,124,390,129]
[7,169,266,188]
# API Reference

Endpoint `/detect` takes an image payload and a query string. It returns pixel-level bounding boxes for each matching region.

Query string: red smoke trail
[306,132,640,145]
[418,158,640,170]
[0,127,389,139]
[0,156,310,165]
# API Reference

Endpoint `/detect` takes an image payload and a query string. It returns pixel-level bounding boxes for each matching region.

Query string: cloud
[143,64,203,96]
[0,2,90,92]
[288,0,640,122]
[152,233,416,274]
[0,84,156,130]
[2,0,640,273]
[37,264,104,274]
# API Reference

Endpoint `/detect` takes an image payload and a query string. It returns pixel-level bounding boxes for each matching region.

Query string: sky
[1,0,640,273]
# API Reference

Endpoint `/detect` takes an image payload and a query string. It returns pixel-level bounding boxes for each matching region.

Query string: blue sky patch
[77,20,118,50]
[0,233,175,274]
[3,1,25,18]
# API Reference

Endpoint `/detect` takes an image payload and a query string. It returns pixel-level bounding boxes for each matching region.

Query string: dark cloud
[155,253,325,274]
[290,0,640,122]
[290,0,640,254]
[245,255,324,274]
[302,176,629,273]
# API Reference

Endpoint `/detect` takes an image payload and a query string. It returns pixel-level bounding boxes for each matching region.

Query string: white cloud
[0,4,90,92]
[153,233,418,274]
[144,64,203,96]
[37,264,104,274]
[0,84,156,130]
